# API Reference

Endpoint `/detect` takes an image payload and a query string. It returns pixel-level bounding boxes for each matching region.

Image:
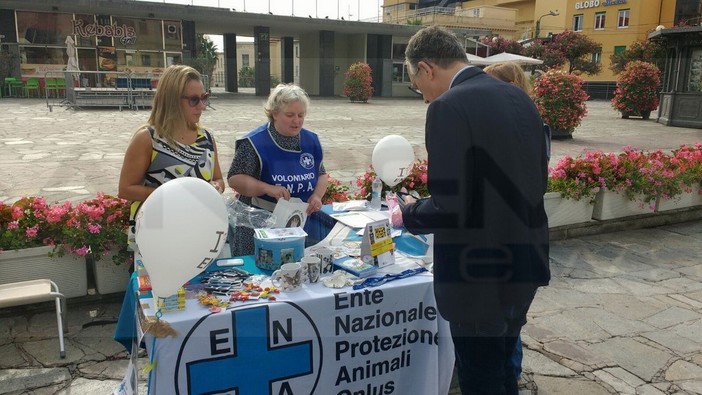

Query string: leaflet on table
[271,197,307,228]
[253,227,308,240]
[332,200,369,211]
[333,256,378,277]
[329,210,390,228]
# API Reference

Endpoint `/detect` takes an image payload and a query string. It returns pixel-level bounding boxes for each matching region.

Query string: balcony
[382,6,516,33]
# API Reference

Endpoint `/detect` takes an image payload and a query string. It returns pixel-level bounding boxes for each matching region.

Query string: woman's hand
[265,184,291,201]
[210,180,224,194]
[306,195,323,215]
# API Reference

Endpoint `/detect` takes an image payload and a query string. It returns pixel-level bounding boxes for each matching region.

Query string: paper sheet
[329,210,390,229]
[272,198,308,228]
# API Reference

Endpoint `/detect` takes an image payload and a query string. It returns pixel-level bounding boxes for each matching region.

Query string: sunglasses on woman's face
[181,92,210,107]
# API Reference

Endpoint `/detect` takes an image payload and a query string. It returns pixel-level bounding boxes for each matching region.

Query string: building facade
[1,9,188,86]
[211,40,293,88]
[382,0,701,84]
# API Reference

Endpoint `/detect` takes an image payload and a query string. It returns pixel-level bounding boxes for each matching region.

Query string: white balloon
[135,177,228,300]
[372,135,415,187]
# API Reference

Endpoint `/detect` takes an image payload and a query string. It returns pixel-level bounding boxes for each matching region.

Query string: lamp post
[535,10,559,39]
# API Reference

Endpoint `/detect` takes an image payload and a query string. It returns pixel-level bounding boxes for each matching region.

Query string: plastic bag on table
[224,196,277,229]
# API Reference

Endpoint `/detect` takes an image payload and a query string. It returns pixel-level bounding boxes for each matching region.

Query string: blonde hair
[484,62,531,94]
[263,83,310,123]
[144,65,203,145]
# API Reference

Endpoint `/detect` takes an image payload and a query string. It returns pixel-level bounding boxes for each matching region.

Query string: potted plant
[609,148,682,204]
[591,147,681,219]
[657,144,702,211]
[545,152,606,227]
[532,70,589,140]
[0,197,88,298]
[547,152,609,202]
[322,176,351,204]
[343,62,374,103]
[611,61,661,120]
[56,193,132,294]
[354,160,429,200]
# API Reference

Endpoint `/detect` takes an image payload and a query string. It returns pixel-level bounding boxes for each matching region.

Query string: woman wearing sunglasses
[227,83,328,256]
[118,65,224,244]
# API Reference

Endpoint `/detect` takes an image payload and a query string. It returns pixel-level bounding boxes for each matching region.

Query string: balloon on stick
[372,135,415,187]
[135,177,228,300]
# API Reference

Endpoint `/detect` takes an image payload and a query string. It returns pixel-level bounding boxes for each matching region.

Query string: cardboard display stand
[360,219,395,268]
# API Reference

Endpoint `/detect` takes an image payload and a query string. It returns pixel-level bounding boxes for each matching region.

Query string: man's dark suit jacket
[401,66,550,326]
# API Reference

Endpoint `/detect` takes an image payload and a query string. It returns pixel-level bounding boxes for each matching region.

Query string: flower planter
[544,192,594,227]
[655,186,702,212]
[0,246,87,298]
[551,127,575,140]
[592,190,654,221]
[90,254,131,294]
[621,110,651,120]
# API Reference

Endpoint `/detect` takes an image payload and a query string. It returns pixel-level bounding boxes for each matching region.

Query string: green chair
[24,78,40,98]
[54,78,66,97]
[4,77,23,97]
[45,78,58,98]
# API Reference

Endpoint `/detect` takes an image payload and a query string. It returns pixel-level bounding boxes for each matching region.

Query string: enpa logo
[173,303,323,394]
[300,153,315,170]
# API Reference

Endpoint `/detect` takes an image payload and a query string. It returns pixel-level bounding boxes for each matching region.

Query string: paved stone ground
[1,91,702,394]
[2,90,702,203]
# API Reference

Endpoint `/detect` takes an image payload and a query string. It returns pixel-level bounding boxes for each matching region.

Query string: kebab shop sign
[72,20,137,45]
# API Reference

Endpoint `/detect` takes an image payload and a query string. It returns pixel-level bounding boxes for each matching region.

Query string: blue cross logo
[185,306,313,394]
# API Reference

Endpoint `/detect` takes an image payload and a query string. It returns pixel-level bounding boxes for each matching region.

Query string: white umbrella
[65,36,80,80]
[482,52,544,65]
[466,53,491,66]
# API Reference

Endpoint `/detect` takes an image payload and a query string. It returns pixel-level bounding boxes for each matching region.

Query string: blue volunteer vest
[244,123,323,204]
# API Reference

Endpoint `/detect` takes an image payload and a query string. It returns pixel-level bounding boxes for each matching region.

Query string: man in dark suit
[400,26,550,395]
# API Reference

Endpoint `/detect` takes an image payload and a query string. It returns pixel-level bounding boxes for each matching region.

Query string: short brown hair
[405,25,467,74]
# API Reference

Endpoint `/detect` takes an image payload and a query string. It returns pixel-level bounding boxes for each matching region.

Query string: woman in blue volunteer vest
[227,84,329,256]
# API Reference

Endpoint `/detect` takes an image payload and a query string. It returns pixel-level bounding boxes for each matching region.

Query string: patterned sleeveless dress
[128,127,217,242]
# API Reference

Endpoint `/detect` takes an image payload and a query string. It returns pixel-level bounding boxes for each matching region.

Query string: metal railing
[45,70,163,111]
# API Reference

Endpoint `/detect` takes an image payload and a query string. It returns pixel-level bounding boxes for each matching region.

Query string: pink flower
[74,246,90,256]
[11,206,23,220]
[8,221,19,229]
[25,226,39,237]
[88,223,102,234]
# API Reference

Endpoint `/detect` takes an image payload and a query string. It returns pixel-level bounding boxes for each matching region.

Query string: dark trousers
[449,288,536,395]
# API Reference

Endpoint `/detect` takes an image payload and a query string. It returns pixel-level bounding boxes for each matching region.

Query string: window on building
[115,50,164,68]
[392,62,412,83]
[392,43,411,83]
[242,54,250,68]
[688,48,702,92]
[17,11,74,45]
[113,17,162,50]
[392,43,407,59]
[614,46,626,54]
[594,12,606,30]
[617,9,630,28]
[592,47,602,64]
[74,14,96,47]
[573,14,583,32]
[21,47,66,65]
